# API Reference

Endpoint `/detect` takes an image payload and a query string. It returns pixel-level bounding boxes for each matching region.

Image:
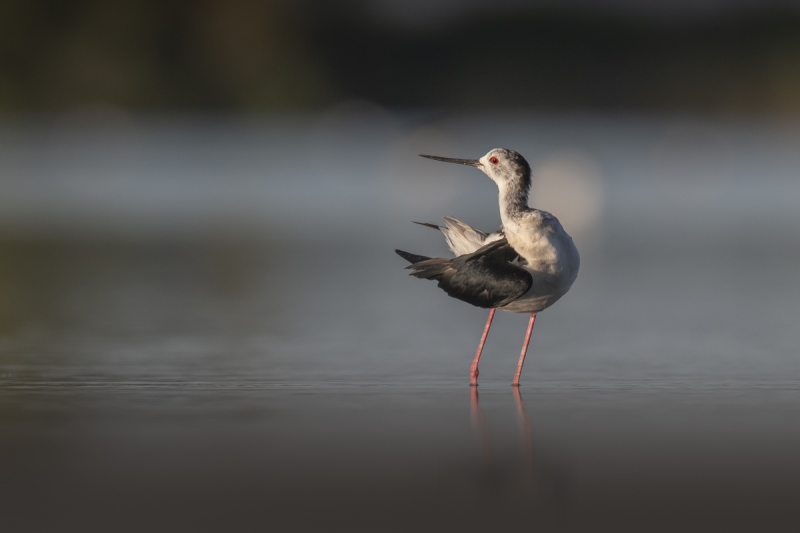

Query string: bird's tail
[412,221,442,231]
[395,249,431,265]
[396,249,452,280]
[404,257,451,280]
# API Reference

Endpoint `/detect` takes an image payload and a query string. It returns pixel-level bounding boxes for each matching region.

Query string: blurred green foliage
[0,0,334,110]
[1,0,800,112]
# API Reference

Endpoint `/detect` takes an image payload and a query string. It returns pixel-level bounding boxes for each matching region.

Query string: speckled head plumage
[477,148,531,196]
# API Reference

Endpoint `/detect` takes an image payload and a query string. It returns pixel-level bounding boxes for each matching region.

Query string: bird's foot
[470,367,479,386]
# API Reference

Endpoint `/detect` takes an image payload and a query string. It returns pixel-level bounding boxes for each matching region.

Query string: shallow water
[1,114,800,531]
[3,376,800,532]
[1,241,799,532]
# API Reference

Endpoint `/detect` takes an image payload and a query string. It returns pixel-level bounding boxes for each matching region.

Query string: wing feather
[410,216,504,256]
[402,238,532,309]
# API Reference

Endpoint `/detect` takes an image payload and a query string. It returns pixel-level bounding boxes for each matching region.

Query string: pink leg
[470,308,496,386]
[512,313,537,386]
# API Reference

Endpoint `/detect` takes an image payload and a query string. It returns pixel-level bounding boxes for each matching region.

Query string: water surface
[1,115,800,531]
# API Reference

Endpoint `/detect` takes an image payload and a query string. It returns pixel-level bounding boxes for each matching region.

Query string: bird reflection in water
[513,387,538,496]
[470,387,494,466]
[470,387,538,492]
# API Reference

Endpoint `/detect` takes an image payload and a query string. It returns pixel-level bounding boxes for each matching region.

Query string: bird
[395,148,580,386]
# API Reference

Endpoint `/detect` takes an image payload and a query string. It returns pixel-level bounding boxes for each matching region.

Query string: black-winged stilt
[396,149,580,386]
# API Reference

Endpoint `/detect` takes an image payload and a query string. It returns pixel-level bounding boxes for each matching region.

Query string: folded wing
[395,238,532,309]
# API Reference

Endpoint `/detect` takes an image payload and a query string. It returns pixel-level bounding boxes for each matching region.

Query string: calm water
[1,114,800,531]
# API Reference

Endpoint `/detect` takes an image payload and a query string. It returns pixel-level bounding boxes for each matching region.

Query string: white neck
[498,181,530,227]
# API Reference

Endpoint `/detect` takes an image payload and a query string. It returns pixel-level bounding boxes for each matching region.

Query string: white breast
[501,211,580,313]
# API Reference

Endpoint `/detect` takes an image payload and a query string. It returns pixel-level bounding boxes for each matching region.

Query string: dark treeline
[1,0,800,112]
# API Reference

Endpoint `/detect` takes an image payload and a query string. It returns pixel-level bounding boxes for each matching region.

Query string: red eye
[489,156,499,165]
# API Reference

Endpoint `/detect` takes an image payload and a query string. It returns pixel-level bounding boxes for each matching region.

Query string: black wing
[394,238,532,309]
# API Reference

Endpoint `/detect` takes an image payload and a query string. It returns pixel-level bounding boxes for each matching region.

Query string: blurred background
[3,0,800,112]
[1,1,800,532]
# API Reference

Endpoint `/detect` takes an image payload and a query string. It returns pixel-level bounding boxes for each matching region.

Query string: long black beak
[419,154,482,168]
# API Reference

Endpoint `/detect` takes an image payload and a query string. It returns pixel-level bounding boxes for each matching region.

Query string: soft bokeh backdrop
[3,0,800,112]
[2,2,800,532]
